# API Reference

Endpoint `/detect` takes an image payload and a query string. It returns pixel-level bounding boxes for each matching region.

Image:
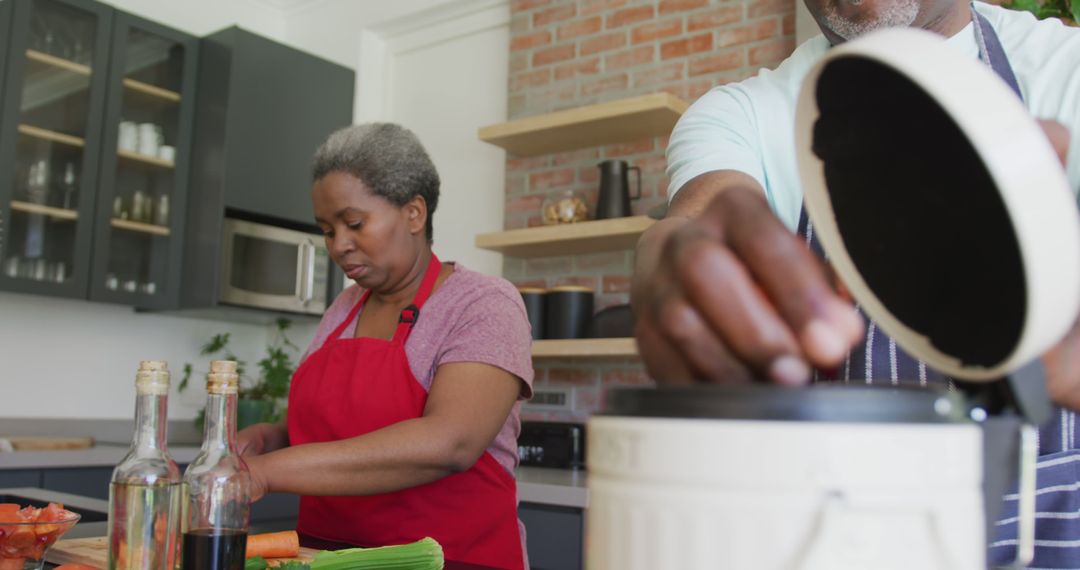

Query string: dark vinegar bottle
[181,360,251,570]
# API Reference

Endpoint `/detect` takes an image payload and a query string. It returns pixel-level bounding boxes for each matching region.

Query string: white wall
[374,3,509,276]
[99,0,287,40]
[796,0,821,45]
[0,291,292,419]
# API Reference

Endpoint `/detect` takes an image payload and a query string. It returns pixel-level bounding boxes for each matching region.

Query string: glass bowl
[541,189,590,225]
[0,504,81,570]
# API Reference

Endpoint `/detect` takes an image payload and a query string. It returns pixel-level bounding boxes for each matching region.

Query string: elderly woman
[239,123,533,570]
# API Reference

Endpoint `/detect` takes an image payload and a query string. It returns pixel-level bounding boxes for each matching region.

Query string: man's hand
[1039,119,1080,410]
[631,171,863,385]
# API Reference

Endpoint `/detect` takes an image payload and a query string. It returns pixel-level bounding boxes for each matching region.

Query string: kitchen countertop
[0,444,202,469]
[515,466,588,508]
[1,450,590,508]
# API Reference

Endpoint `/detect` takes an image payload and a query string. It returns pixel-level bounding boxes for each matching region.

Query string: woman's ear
[405,195,428,236]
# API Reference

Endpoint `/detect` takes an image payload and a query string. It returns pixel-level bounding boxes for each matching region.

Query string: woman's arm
[246,361,521,499]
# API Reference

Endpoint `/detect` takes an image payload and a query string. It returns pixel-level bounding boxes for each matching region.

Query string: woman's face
[312,171,427,291]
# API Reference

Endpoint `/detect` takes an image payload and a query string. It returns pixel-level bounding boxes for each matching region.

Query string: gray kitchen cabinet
[252,491,299,525]
[519,503,583,570]
[0,0,198,311]
[190,27,354,227]
[0,0,114,300]
[0,468,42,488]
[41,466,112,499]
[0,0,11,109]
[88,10,198,310]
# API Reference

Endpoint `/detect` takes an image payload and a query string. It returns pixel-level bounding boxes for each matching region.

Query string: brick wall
[503,0,797,421]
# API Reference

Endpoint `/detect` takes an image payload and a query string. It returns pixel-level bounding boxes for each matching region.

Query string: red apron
[287,254,524,570]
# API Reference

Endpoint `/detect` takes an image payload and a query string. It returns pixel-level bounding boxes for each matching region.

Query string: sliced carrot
[245,530,299,559]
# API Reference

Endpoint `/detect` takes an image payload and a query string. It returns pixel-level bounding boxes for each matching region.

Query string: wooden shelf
[117,150,175,169]
[25,49,91,76]
[17,124,85,147]
[532,338,638,358]
[476,216,654,258]
[111,218,170,236]
[10,201,78,220]
[478,93,688,156]
[122,78,181,102]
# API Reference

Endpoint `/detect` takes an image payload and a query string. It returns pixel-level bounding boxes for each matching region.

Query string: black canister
[545,285,594,339]
[519,287,546,340]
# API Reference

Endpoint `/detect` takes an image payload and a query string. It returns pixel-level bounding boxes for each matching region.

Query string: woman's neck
[372,249,432,306]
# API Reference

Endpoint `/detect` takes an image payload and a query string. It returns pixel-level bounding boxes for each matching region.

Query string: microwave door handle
[300,241,317,304]
[295,242,309,303]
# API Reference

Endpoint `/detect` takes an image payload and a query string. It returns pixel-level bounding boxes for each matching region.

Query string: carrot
[245,530,300,559]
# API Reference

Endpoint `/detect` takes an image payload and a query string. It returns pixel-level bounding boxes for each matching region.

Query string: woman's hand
[246,362,521,497]
[237,421,289,458]
[246,455,271,502]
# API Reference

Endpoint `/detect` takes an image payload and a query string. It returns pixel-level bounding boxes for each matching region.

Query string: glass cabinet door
[0,2,12,107]
[0,0,111,298]
[90,12,196,308]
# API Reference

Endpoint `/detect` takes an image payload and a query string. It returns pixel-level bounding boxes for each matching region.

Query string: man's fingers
[636,318,698,385]
[720,187,863,366]
[655,299,755,383]
[1037,119,1070,166]
[672,235,808,383]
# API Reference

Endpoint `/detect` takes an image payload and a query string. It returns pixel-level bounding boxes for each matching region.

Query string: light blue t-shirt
[666,2,1080,230]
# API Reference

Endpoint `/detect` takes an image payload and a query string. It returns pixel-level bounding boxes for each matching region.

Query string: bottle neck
[202,392,238,452]
[132,392,168,451]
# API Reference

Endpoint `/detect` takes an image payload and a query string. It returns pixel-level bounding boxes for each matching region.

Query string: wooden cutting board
[47,536,319,568]
[0,436,95,451]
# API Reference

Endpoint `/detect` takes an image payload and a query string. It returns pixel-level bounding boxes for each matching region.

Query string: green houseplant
[179,318,300,430]
[1002,0,1079,24]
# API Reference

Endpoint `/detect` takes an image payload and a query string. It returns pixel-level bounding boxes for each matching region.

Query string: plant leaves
[201,333,230,355]
[178,363,193,392]
[1071,0,1080,22]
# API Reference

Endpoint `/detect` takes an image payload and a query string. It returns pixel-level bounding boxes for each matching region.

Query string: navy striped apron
[799,6,1080,567]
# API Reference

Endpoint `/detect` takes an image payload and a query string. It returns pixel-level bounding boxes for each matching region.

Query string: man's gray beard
[823,0,920,40]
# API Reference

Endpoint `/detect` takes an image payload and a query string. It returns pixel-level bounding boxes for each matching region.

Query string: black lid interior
[811,56,1026,368]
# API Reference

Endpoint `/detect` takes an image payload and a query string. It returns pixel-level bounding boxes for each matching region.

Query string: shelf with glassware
[23,46,181,102]
[88,11,197,309]
[0,0,113,297]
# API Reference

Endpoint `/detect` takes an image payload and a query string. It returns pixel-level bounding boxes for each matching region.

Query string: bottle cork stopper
[135,360,170,395]
[207,360,239,394]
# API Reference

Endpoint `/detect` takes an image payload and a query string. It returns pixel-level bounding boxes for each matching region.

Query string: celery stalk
[309,537,444,570]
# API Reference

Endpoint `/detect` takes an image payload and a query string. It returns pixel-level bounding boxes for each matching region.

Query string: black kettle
[595,160,641,220]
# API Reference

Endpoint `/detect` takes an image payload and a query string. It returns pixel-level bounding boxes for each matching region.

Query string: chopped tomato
[0,557,25,570]
[0,502,78,561]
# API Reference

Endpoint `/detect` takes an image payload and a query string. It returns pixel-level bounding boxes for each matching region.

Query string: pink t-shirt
[301,262,535,475]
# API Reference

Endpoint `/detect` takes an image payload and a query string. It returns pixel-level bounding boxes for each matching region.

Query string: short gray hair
[312,123,440,241]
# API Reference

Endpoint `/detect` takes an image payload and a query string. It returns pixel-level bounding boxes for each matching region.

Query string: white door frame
[355,0,510,123]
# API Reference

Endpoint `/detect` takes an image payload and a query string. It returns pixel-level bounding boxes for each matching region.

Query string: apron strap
[391,253,443,344]
[970,4,1023,100]
[330,290,372,341]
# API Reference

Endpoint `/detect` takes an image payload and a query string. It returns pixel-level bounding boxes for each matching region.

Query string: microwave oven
[218,218,330,315]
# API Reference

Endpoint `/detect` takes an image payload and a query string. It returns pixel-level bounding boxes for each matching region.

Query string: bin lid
[794,28,1080,381]
[604,384,966,423]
